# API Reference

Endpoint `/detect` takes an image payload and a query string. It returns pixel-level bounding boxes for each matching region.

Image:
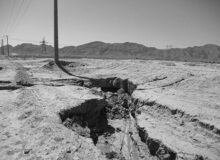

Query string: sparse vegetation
[13,68,32,86]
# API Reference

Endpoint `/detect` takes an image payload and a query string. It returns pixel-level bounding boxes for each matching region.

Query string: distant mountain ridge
[1,42,220,63]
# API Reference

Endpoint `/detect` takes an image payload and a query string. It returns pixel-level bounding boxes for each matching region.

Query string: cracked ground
[0,58,220,160]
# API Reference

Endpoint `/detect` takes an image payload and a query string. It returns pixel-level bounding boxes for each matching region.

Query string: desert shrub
[14,69,32,86]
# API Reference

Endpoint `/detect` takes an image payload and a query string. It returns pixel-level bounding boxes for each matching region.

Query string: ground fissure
[59,77,179,160]
[1,59,220,160]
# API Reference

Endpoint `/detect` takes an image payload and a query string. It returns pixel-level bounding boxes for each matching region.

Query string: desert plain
[0,57,220,160]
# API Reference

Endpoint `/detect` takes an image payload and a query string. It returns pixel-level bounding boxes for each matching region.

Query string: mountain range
[1,42,220,63]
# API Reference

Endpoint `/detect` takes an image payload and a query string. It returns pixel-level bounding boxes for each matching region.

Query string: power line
[7,0,26,34]
[9,0,26,34]
[10,0,33,34]
[10,37,39,43]
[9,37,74,47]
[6,0,20,34]
[4,0,33,35]
[4,0,16,34]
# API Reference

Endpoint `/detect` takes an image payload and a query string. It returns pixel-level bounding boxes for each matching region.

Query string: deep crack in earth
[60,78,179,160]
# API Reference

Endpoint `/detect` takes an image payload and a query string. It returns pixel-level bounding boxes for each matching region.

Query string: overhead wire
[4,0,73,49]
[10,37,76,56]
[7,0,26,34]
[9,37,74,48]
[4,0,16,34]
[10,0,33,34]
[10,37,40,44]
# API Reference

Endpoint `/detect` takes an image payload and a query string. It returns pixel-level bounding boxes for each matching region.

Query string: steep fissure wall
[59,77,179,160]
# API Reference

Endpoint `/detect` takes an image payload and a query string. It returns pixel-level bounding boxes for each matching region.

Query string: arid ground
[0,57,220,160]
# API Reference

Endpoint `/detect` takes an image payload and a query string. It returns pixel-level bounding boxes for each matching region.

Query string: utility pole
[54,0,59,64]
[1,39,4,55]
[6,35,9,56]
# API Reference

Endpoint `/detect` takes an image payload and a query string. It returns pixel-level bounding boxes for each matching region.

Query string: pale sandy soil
[0,58,220,160]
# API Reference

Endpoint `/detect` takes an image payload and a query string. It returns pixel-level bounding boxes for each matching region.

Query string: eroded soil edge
[59,77,179,160]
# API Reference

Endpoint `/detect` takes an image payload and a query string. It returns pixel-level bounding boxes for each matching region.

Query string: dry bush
[14,68,32,86]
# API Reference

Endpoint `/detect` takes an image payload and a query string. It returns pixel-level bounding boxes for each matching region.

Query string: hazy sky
[0,0,220,48]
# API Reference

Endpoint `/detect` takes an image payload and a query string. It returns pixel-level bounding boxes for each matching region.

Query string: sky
[0,0,220,48]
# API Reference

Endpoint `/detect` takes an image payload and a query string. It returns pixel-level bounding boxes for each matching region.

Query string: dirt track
[0,58,220,160]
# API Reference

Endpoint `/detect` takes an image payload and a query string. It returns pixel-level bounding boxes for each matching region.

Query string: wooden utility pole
[54,0,59,64]
[1,39,4,55]
[6,35,9,56]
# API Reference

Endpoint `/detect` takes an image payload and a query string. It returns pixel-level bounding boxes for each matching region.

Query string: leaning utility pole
[54,0,59,64]
[1,39,4,55]
[6,35,9,56]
